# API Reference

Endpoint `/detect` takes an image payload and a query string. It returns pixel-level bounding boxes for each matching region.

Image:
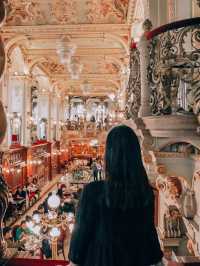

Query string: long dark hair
[104,125,153,209]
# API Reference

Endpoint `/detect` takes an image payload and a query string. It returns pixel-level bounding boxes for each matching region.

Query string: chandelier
[81,80,91,94]
[56,35,77,65]
[108,93,116,101]
[68,57,83,80]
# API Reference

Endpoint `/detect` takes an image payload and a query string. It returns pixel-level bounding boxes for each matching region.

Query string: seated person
[37,204,45,215]
[32,178,40,194]
[43,192,52,213]
[8,190,16,205]
[14,187,26,200]
[41,238,52,259]
[27,180,39,202]
[71,192,79,211]
[3,227,25,250]
[5,190,17,221]
[13,187,26,210]
[32,210,40,217]
[58,199,65,215]
[57,183,65,199]
[63,194,75,214]
[14,220,30,241]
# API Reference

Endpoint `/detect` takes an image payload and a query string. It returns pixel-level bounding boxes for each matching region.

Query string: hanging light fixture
[81,80,91,94]
[68,57,83,80]
[56,35,77,65]
[108,93,116,101]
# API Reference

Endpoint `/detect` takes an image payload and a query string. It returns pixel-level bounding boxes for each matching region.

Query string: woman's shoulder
[83,180,105,196]
[85,180,105,190]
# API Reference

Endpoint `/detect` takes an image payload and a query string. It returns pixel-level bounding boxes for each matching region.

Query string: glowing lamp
[50,227,61,238]
[47,193,61,209]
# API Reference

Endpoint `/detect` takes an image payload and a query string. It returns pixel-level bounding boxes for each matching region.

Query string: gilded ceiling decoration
[40,61,66,75]
[80,61,120,75]
[3,0,132,98]
[6,0,130,26]
[38,59,121,76]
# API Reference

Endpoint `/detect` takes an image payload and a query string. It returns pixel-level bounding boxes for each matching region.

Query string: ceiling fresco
[6,0,131,26]
[3,0,134,97]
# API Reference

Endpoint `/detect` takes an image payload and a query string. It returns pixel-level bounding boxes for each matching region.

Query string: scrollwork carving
[148,23,200,117]
[125,48,141,119]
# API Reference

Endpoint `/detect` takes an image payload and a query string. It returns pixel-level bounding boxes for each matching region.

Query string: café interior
[0,0,200,265]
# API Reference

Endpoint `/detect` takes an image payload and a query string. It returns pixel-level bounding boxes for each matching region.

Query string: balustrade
[127,18,200,130]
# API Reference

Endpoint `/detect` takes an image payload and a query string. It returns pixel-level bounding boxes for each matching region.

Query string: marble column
[48,92,52,141]
[137,34,151,117]
[23,76,31,146]
[0,66,9,148]
[56,96,61,141]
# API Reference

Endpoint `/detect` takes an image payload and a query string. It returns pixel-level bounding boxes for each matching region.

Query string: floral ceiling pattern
[6,0,130,26]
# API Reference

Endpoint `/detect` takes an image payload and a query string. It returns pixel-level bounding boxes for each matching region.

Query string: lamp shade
[47,193,61,209]
[50,227,61,238]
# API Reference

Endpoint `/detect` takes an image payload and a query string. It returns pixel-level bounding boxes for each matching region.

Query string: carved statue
[157,82,171,115]
[142,19,153,32]
[164,206,184,238]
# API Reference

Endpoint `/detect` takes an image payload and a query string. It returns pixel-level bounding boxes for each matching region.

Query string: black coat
[69,181,163,266]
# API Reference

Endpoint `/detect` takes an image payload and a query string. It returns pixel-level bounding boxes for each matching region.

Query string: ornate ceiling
[6,0,133,25]
[1,0,138,97]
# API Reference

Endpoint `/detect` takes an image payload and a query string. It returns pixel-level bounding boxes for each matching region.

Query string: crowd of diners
[4,178,41,225]
[65,115,110,131]
[2,157,100,260]
[3,182,83,260]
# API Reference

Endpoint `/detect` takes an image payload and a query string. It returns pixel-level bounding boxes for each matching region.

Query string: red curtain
[6,258,69,266]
